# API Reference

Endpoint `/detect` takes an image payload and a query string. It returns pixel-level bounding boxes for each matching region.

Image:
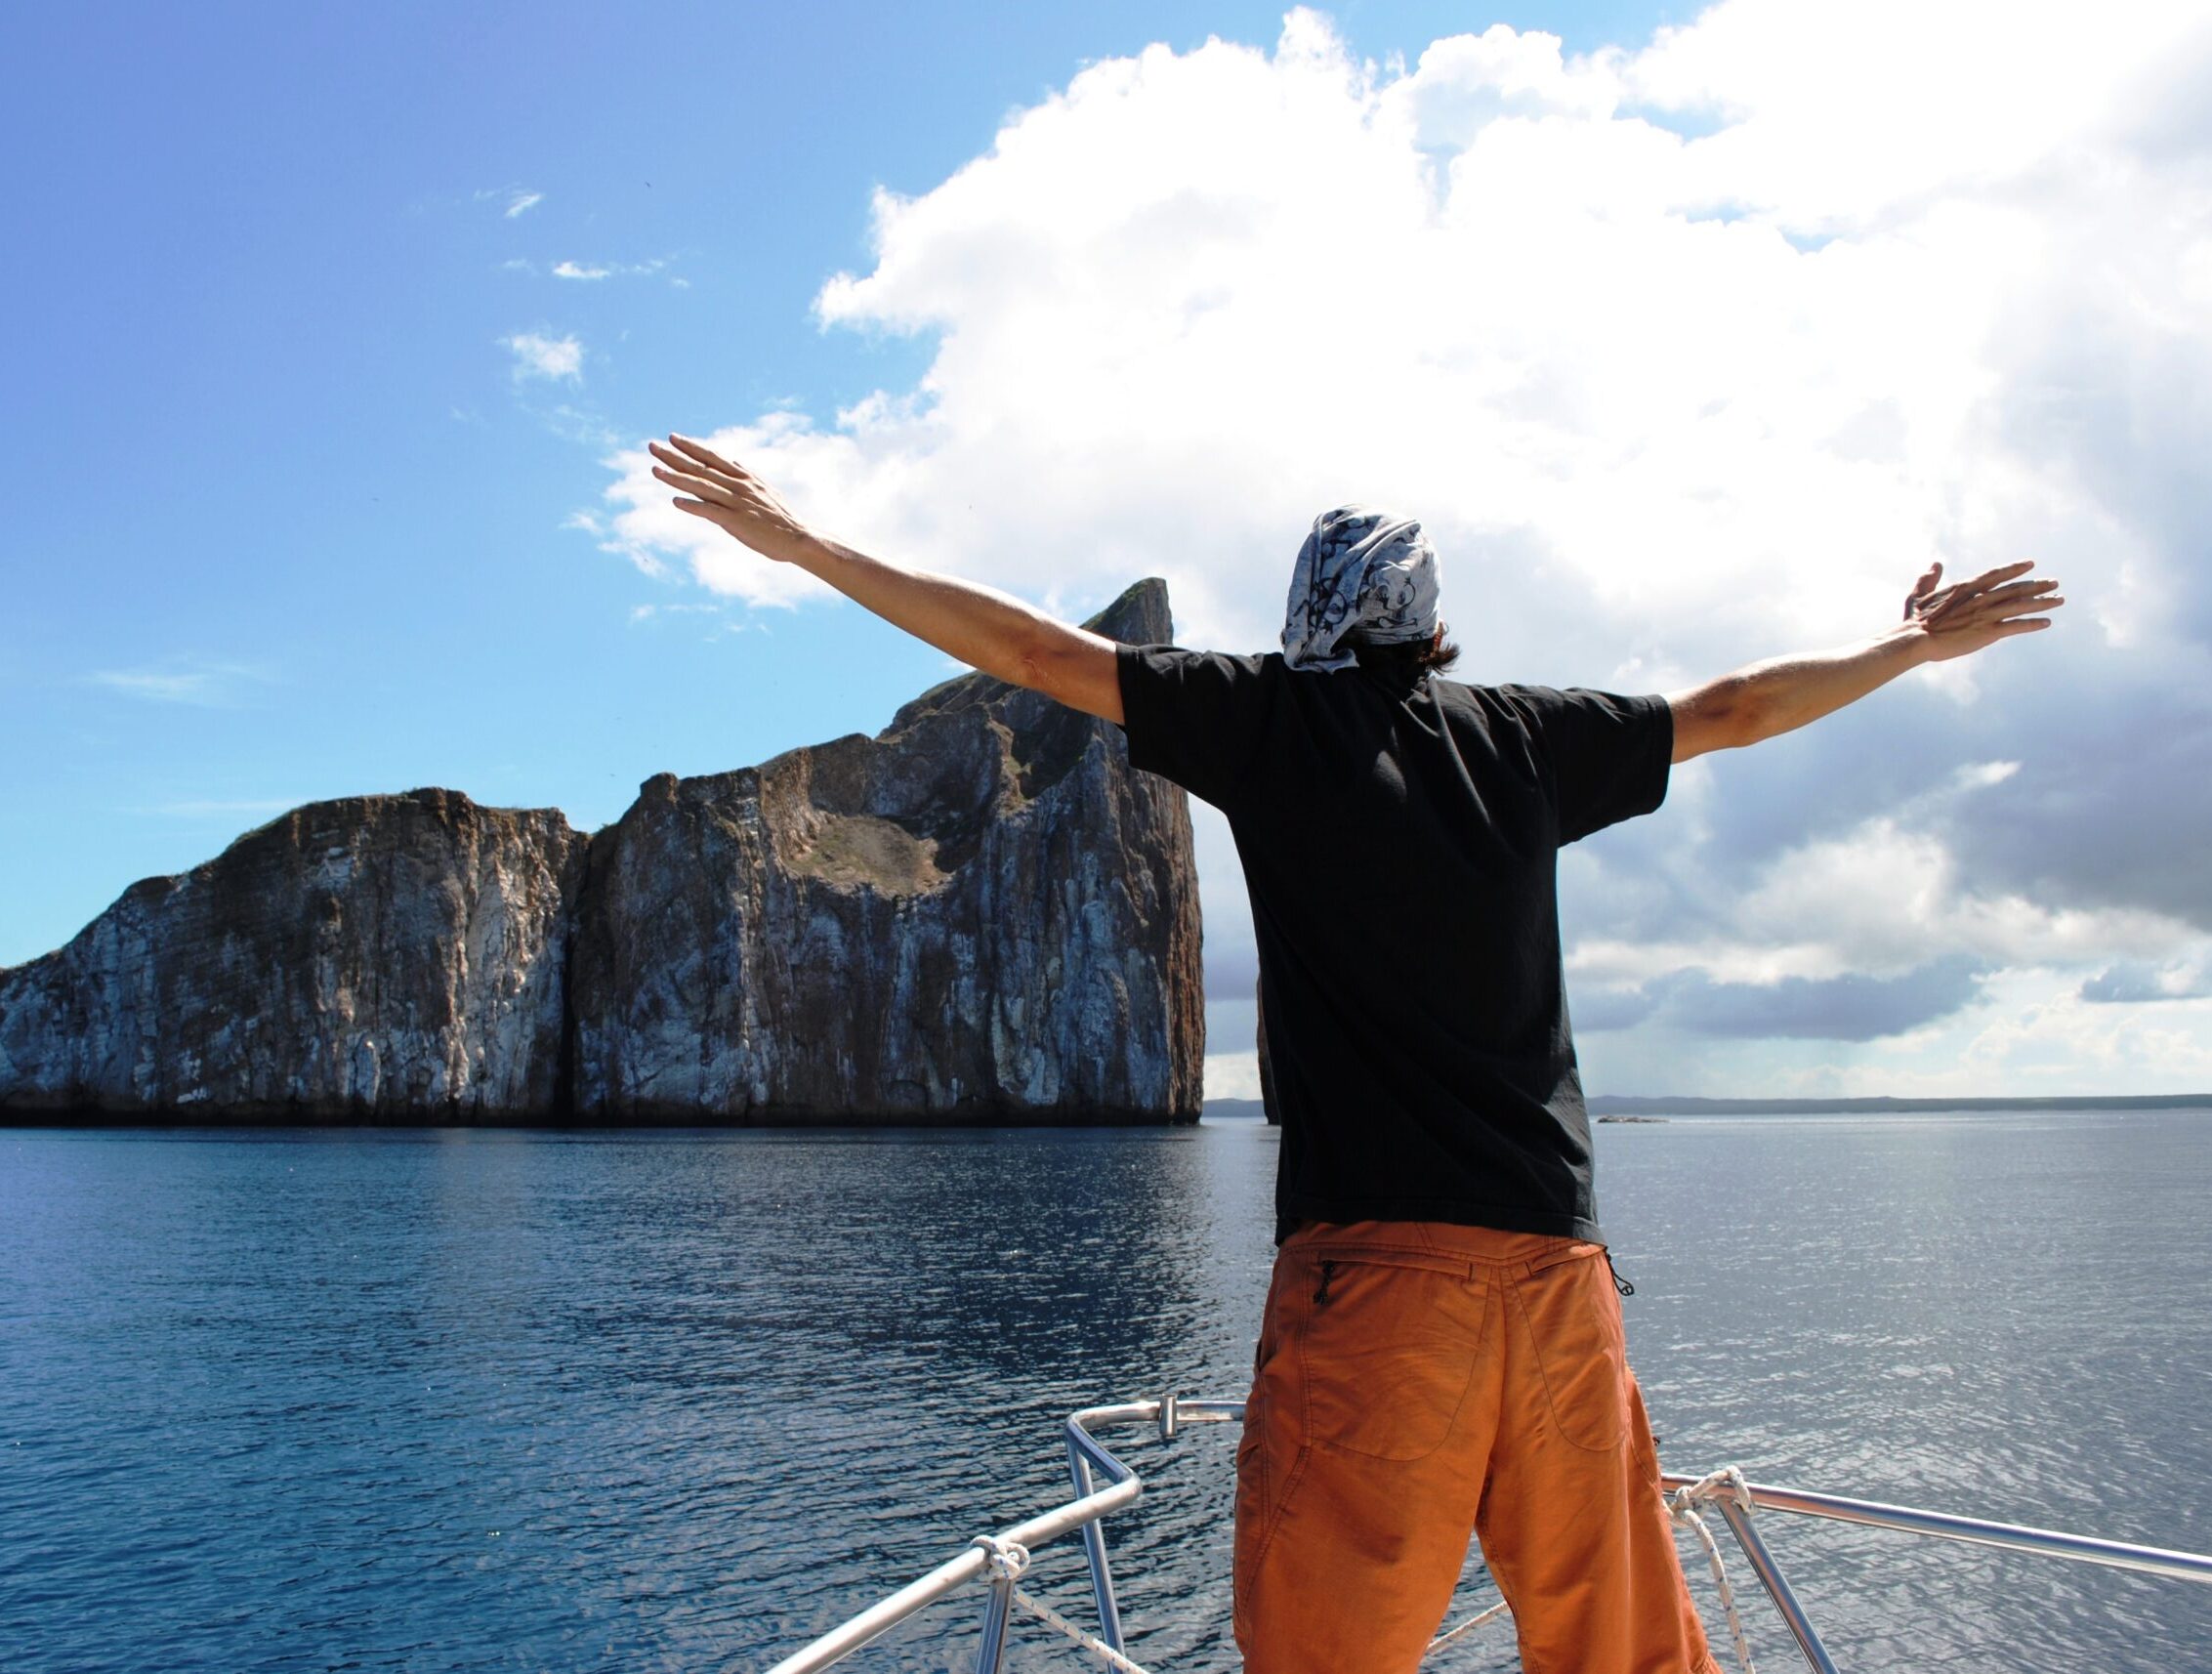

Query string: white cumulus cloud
[592,2,2212,1093]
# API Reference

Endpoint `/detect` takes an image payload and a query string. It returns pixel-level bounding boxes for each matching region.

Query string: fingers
[663,434,747,482]
[1954,559,2036,595]
[1924,572,2062,625]
[647,439,751,509]
[649,432,808,562]
[1964,576,2061,607]
[1971,579,2064,617]
[648,437,737,484]
[1904,561,1942,620]
[651,460,730,504]
[672,496,751,541]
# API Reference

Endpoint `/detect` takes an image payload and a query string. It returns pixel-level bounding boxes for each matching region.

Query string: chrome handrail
[1063,1397,1246,1658]
[763,1396,2212,1674]
[759,1397,1240,1674]
[1658,1473,2212,1586]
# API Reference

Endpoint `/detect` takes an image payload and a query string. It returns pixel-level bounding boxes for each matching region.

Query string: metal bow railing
[763,1394,2212,1674]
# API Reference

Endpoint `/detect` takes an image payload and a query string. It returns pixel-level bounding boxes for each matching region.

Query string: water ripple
[1,1112,2206,1671]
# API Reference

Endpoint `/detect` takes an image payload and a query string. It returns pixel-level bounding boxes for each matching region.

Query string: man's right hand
[647,435,818,565]
[1901,559,2066,661]
[645,431,1127,725]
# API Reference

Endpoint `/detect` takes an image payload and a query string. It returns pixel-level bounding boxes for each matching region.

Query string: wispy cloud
[86,659,277,708]
[502,332,583,382]
[535,402,618,446]
[475,187,544,219]
[552,257,668,281]
[566,509,667,577]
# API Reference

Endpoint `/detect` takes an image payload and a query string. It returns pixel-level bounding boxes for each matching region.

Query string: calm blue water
[2,1111,2208,1673]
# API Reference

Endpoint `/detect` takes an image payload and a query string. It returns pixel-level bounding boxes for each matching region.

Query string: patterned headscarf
[1280,505,1440,672]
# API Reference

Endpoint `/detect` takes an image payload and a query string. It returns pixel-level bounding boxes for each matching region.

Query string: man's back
[647,430,2061,1673]
[1113,644,1672,1242]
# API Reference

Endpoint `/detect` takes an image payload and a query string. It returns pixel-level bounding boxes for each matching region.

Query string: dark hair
[1353,623,1460,678]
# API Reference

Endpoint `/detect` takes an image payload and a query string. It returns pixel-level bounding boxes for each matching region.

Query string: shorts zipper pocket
[1303,1246,1472,1311]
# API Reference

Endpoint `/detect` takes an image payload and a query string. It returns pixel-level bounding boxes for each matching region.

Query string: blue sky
[7,0,2210,1097]
[0,0,1676,957]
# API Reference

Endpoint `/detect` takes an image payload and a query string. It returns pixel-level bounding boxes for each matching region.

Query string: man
[647,433,2062,1672]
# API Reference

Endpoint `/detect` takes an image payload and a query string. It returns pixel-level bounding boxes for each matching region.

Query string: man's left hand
[1902,559,2066,661]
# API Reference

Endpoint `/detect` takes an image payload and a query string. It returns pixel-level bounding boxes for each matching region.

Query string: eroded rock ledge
[0,580,1201,1124]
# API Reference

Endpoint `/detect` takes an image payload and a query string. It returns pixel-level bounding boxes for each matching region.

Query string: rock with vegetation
[566,578,1202,1121]
[0,791,587,1117]
[0,579,1202,1123]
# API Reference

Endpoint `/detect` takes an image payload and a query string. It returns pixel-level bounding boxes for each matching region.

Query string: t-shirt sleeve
[1114,644,1273,811]
[1523,687,1674,844]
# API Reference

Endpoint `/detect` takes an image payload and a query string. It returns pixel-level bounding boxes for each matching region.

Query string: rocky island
[0,580,1202,1125]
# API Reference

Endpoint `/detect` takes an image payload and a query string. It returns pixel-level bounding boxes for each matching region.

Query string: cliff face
[0,791,586,1117]
[0,579,1202,1123]
[567,578,1202,1121]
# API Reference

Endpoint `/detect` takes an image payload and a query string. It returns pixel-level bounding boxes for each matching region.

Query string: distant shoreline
[11,1095,2204,1131]
[1585,1093,2211,1114]
[1201,1094,2210,1120]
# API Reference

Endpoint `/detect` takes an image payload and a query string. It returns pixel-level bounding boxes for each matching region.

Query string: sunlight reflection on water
[1,1109,2206,1672]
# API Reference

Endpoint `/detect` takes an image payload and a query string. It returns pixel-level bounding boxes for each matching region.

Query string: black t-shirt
[1115,645,1672,1244]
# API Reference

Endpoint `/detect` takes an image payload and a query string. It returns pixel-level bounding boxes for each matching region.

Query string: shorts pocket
[1294,1246,1488,1462]
[1512,1246,1629,1453]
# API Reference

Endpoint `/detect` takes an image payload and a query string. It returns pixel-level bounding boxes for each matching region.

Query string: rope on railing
[1426,1597,1513,1651]
[1668,1467,1759,1674]
[1416,1472,1765,1670]
[1416,1471,1759,1671]
[972,1533,1031,1582]
[972,1534,1157,1674]
[1012,1586,1156,1674]
[977,1475,1754,1674]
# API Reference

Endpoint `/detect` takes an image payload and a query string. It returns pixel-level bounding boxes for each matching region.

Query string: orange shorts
[1234,1220,1721,1674]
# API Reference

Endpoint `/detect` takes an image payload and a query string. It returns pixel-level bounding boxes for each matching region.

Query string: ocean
[2,1109,2207,1672]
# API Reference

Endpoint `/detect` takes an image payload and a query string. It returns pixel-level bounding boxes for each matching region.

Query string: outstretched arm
[1667,561,2065,763]
[647,434,1126,724]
